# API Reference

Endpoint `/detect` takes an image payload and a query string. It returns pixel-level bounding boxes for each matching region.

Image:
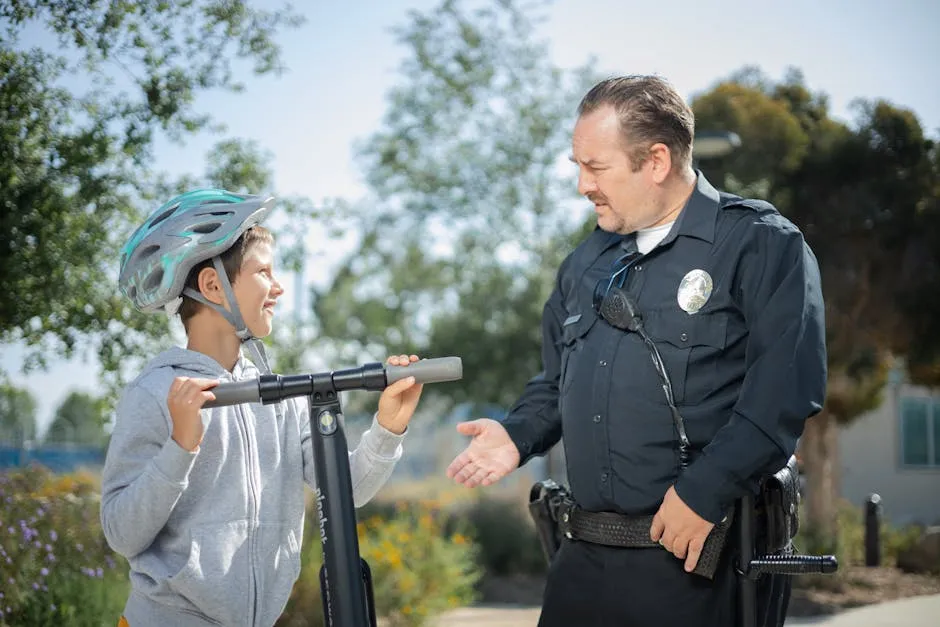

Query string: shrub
[278,499,480,627]
[459,496,546,577]
[0,465,128,626]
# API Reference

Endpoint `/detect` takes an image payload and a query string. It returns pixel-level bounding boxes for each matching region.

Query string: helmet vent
[137,244,160,259]
[191,222,223,235]
[143,268,164,292]
[149,203,180,228]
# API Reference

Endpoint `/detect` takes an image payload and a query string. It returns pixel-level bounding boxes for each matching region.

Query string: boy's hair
[179,225,274,329]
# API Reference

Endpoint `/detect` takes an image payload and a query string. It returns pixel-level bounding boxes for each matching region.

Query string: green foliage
[794,499,925,584]
[315,0,601,408]
[277,500,481,627]
[44,390,109,445]
[458,496,545,576]
[0,466,129,626]
[0,382,37,442]
[0,1,302,396]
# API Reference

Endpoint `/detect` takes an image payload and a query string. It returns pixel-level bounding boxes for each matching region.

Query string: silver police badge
[677,269,713,314]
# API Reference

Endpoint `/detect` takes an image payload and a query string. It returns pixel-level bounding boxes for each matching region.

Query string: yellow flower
[451,533,468,545]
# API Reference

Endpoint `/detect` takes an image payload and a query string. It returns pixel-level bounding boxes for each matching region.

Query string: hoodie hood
[142,346,258,381]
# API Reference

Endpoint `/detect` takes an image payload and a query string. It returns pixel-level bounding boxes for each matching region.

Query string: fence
[0,442,106,473]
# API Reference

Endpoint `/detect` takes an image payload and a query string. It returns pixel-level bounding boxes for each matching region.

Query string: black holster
[527,479,572,563]
[756,455,801,554]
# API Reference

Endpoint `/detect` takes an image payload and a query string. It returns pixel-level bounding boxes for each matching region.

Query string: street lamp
[692,131,741,160]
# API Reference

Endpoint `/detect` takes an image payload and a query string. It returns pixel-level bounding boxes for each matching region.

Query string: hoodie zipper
[236,402,261,626]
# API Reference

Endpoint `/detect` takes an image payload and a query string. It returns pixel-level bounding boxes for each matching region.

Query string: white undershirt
[635,221,675,254]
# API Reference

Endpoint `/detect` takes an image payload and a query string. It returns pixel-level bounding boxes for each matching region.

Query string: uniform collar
[660,171,721,247]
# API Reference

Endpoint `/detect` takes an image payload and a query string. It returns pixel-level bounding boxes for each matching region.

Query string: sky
[3,0,939,437]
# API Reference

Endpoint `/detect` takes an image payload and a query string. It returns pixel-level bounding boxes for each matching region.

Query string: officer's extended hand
[649,486,714,573]
[446,419,521,487]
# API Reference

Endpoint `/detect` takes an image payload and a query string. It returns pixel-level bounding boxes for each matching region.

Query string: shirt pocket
[645,309,728,405]
[558,312,598,396]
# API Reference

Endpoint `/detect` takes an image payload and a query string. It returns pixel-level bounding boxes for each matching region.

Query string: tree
[0,0,303,394]
[44,390,108,445]
[692,68,940,543]
[315,0,600,410]
[0,383,37,443]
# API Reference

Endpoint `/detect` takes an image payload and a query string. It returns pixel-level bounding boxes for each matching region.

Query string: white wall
[839,383,940,526]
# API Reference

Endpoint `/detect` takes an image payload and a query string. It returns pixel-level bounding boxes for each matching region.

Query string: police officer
[446,75,826,627]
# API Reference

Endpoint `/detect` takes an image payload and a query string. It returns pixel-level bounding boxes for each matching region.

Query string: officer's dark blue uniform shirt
[502,173,827,524]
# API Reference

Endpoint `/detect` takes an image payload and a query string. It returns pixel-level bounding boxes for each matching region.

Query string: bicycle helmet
[119,189,276,372]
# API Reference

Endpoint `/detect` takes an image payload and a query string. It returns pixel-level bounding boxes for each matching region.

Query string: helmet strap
[180,256,272,374]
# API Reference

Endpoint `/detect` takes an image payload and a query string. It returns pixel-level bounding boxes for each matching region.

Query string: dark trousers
[537,539,790,627]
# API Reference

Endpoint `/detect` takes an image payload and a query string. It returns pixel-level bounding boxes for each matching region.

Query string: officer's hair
[578,75,694,172]
[179,225,274,330]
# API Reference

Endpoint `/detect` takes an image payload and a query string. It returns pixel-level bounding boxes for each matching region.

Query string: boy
[101,189,423,627]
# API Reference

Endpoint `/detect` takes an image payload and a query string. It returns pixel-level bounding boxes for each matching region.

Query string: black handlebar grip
[385,357,463,385]
[202,380,261,408]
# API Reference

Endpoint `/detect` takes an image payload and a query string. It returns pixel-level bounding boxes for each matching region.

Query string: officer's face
[571,106,668,235]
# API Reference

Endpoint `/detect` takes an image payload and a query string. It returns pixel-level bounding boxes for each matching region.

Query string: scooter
[206,356,463,627]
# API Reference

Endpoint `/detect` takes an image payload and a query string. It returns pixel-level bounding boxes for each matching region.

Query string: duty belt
[557,501,735,580]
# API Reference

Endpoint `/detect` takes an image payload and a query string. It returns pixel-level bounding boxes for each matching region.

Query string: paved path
[786,593,940,626]
[433,593,940,626]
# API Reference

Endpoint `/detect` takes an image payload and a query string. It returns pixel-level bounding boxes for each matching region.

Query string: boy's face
[231,241,283,338]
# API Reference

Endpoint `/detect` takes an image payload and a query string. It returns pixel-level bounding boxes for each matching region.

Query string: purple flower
[49,531,57,542]
[6,527,13,535]
[45,544,52,552]
[46,553,56,562]
[40,567,48,577]
[50,603,56,612]
[75,543,84,552]
[33,540,42,548]
[32,582,39,590]
[96,567,103,577]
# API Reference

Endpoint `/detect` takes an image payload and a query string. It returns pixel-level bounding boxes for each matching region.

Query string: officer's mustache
[587,193,608,205]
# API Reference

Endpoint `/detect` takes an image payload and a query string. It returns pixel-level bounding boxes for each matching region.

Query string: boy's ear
[197,266,227,306]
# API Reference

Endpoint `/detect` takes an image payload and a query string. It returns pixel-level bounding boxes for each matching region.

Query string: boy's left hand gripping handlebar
[203,356,463,408]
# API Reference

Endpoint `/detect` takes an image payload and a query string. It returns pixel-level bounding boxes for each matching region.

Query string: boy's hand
[376,354,424,435]
[168,376,218,452]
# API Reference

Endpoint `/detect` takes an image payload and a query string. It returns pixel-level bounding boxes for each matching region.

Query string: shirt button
[680,332,688,342]
[593,414,602,423]
[601,472,609,482]
[599,360,608,366]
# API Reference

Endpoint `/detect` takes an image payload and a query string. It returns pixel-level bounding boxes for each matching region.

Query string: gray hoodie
[100,347,405,627]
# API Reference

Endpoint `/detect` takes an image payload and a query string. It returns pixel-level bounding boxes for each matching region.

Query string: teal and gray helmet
[119,189,276,372]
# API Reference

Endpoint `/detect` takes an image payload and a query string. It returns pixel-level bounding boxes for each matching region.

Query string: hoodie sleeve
[100,383,198,559]
[297,400,405,507]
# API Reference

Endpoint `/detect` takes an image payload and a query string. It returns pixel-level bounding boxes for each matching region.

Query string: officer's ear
[647,142,672,184]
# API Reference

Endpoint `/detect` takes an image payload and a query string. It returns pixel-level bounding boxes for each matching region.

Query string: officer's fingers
[672,535,689,560]
[464,465,490,488]
[659,530,677,553]
[650,512,665,542]
[446,451,473,479]
[480,470,504,487]
[685,536,706,573]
